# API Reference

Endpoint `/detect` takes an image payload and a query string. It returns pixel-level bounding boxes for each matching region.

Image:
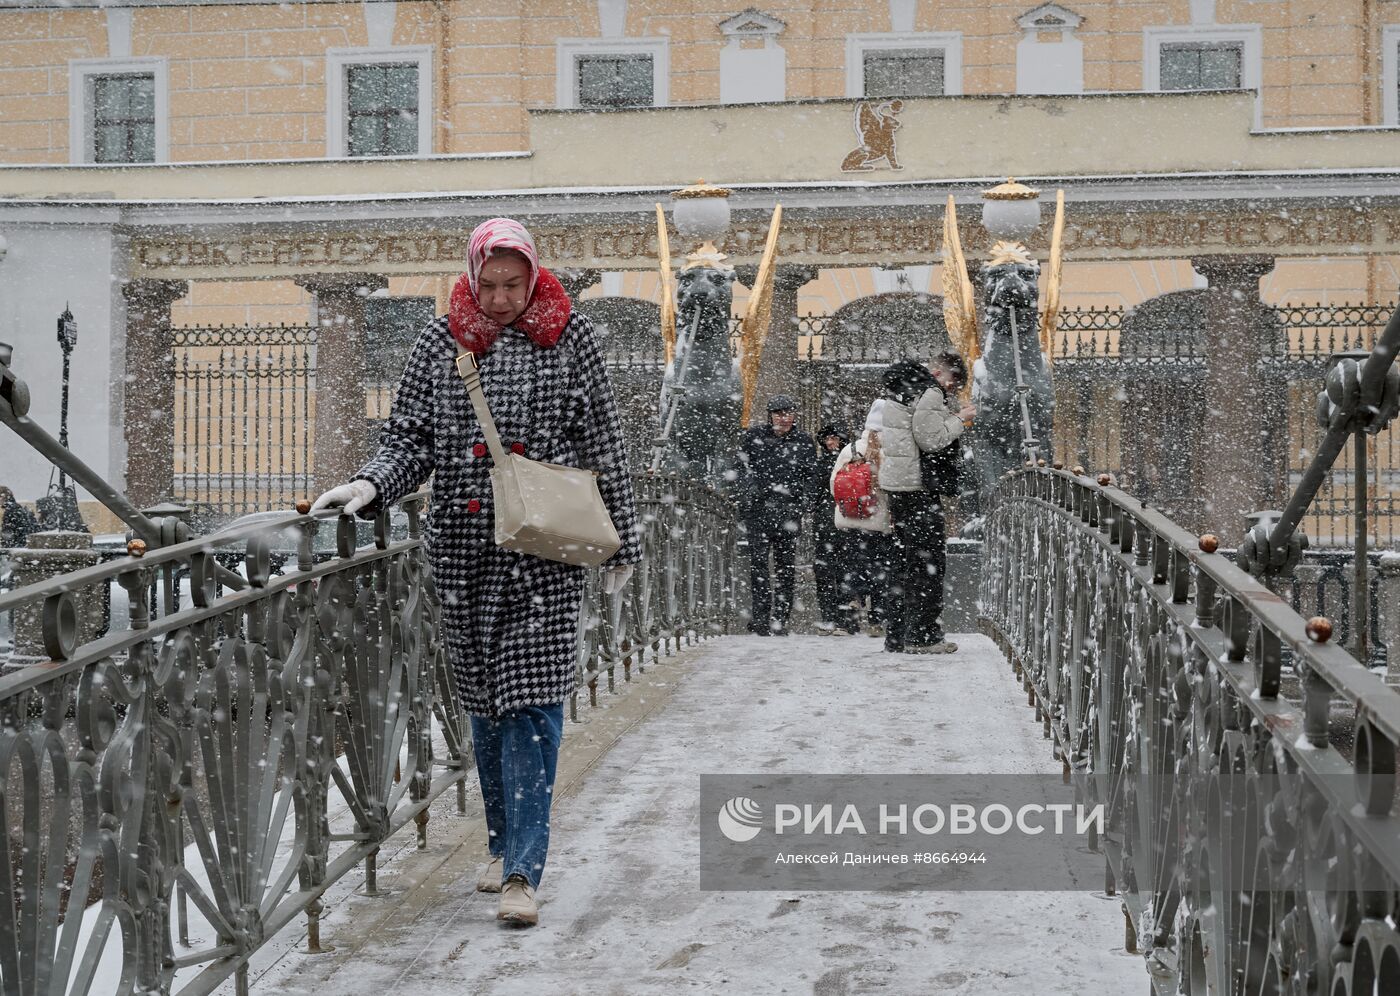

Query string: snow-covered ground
[242,633,1145,995]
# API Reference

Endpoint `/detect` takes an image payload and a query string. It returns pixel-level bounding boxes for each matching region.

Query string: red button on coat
[466,499,481,514]
[472,443,487,458]
[511,442,526,455]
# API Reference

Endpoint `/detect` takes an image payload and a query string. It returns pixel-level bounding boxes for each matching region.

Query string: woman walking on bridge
[312,218,642,927]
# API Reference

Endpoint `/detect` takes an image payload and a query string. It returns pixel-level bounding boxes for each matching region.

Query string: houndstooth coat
[353,312,642,718]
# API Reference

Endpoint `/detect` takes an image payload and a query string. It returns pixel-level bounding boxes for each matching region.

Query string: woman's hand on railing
[310,479,378,516]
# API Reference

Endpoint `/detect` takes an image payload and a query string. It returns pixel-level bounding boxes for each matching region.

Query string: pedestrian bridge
[2,468,1399,996]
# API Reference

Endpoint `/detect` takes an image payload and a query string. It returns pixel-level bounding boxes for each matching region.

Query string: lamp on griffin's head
[672,179,733,272]
[980,178,1042,240]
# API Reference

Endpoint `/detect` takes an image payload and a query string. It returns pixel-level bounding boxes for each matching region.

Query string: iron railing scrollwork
[980,467,1400,995]
[0,473,742,995]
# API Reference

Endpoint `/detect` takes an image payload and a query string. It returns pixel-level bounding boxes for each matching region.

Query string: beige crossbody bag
[455,351,622,568]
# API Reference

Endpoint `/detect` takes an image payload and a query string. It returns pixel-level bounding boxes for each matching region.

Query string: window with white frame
[555,38,669,109]
[845,34,963,98]
[346,63,420,156]
[326,47,433,158]
[92,73,156,162]
[1143,25,1261,124]
[1159,40,1242,91]
[863,48,944,97]
[576,54,654,107]
[68,57,168,164]
[1144,27,1260,94]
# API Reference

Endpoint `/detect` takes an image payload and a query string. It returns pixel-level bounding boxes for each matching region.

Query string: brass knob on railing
[1072,465,1085,476]
[296,499,312,515]
[127,539,147,558]
[1037,458,1047,467]
[1199,534,1219,554]
[1305,617,1333,643]
[1097,473,1113,487]
[1052,461,1063,470]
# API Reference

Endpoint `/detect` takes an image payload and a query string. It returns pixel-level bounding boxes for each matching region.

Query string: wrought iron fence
[0,474,741,995]
[169,301,1398,544]
[979,466,1400,995]
[172,325,316,521]
[1053,301,1400,546]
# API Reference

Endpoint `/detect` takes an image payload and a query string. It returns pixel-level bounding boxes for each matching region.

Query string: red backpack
[832,461,877,519]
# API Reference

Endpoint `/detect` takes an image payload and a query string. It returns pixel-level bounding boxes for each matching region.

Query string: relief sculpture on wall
[841,100,905,172]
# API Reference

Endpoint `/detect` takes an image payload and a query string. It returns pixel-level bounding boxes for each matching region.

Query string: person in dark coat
[737,395,819,636]
[812,422,858,634]
[0,487,39,549]
[312,218,641,928]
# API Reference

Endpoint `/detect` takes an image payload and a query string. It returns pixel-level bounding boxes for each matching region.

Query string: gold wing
[1039,189,1065,367]
[739,204,783,427]
[940,195,979,400]
[656,204,676,367]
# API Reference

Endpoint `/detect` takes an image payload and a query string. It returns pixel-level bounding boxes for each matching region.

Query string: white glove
[601,564,634,596]
[310,479,378,516]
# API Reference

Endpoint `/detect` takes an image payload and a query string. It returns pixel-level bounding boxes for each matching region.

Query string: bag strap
[455,351,510,465]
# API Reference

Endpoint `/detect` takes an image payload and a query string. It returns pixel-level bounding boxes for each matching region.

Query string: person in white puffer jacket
[830,400,896,637]
[876,355,975,655]
[878,362,967,494]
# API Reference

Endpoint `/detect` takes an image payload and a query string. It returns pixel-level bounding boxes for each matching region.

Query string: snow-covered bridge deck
[240,634,1144,995]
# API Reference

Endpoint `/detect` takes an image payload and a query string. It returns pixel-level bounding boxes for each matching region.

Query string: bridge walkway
[239,633,1145,996]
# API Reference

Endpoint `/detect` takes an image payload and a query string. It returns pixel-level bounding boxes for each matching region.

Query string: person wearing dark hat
[812,421,858,635]
[736,395,820,636]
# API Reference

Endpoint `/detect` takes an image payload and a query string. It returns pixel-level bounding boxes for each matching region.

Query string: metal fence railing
[1052,301,1399,547]
[0,474,742,995]
[172,324,316,521]
[980,465,1400,995]
[167,301,1398,544]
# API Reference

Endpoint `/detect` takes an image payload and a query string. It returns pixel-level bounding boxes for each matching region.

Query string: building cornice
[2,169,1399,228]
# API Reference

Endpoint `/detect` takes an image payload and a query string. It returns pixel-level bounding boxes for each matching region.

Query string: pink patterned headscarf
[466,218,539,300]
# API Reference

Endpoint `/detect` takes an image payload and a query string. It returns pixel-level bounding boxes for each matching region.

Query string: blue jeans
[470,704,564,890]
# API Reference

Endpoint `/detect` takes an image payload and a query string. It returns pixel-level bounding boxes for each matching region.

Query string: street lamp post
[57,306,75,456]
[38,306,87,532]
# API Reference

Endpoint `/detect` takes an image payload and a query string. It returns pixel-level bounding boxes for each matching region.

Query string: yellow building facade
[1,0,1399,545]
[3,0,1400,324]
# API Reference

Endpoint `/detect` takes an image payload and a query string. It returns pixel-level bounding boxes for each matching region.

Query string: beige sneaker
[908,641,958,655]
[476,855,503,893]
[497,876,539,926]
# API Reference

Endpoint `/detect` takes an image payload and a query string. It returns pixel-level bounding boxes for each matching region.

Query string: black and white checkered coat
[354,312,642,718]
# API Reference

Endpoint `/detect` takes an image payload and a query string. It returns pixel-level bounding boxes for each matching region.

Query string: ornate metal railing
[980,467,1400,995]
[0,474,741,996]
[1054,300,1398,358]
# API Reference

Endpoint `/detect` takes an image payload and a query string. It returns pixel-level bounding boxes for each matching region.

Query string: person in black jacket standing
[737,395,819,636]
